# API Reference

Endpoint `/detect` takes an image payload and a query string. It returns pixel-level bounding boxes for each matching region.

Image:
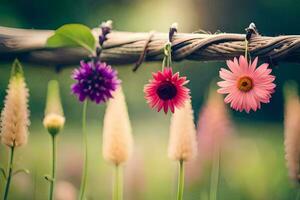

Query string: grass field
[0,121,297,200]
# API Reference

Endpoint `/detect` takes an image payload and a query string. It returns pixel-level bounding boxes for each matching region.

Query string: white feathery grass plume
[283,82,300,182]
[168,100,197,161]
[186,87,234,185]
[43,80,65,136]
[0,59,30,147]
[197,88,234,161]
[102,86,133,165]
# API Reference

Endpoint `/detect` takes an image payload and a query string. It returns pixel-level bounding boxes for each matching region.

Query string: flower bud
[43,113,65,136]
[43,80,65,136]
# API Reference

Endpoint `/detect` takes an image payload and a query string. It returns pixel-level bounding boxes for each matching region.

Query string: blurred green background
[1,0,300,199]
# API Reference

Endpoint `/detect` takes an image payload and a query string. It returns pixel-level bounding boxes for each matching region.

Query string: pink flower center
[237,76,253,92]
[156,81,177,100]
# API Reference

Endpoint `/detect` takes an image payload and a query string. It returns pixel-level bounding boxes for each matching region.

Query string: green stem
[49,135,57,200]
[177,160,185,200]
[296,188,300,200]
[162,42,172,70]
[209,146,220,200]
[79,100,88,200]
[3,146,15,200]
[113,165,123,200]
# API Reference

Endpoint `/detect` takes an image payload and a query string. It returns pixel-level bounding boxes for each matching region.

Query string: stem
[113,164,123,200]
[245,40,248,61]
[162,42,172,70]
[296,188,300,200]
[209,146,220,200]
[79,100,88,200]
[49,135,57,200]
[177,160,185,200]
[3,146,15,200]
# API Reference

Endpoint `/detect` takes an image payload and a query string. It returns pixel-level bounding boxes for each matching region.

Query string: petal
[224,93,234,104]
[163,101,169,114]
[255,63,269,76]
[157,101,164,112]
[217,81,235,87]
[249,57,258,72]
[217,86,234,94]
[226,59,239,74]
[219,68,237,81]
[239,55,249,73]
[170,101,175,113]
[156,71,165,80]
[164,67,173,78]
[171,72,180,82]
[246,91,258,111]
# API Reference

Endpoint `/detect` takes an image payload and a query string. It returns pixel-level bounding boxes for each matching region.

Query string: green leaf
[0,167,6,180]
[13,168,30,176]
[46,24,96,54]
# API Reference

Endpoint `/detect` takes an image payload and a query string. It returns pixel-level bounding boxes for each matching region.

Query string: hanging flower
[217,55,276,113]
[71,60,120,104]
[144,67,190,114]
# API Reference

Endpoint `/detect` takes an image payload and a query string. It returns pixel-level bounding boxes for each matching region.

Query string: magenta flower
[71,60,120,104]
[144,67,190,114]
[217,55,276,113]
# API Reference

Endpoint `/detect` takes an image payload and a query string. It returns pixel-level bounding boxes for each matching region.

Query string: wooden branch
[1,26,300,67]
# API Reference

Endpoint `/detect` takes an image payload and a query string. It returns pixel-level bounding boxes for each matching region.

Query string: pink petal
[217,86,234,94]
[239,55,248,73]
[219,68,237,81]
[226,59,239,74]
[255,63,269,76]
[217,81,235,87]
[249,57,258,72]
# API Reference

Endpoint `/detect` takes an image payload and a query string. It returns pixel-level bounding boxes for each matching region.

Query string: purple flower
[71,60,120,104]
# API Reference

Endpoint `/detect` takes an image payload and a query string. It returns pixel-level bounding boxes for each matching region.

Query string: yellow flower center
[237,76,253,92]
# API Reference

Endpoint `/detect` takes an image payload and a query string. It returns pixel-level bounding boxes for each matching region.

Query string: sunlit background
[1,0,300,199]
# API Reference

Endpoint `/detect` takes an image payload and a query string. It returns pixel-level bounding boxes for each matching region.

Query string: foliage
[46,24,96,54]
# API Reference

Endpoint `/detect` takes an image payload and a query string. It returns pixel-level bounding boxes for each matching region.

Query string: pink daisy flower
[144,67,190,114]
[217,55,276,113]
